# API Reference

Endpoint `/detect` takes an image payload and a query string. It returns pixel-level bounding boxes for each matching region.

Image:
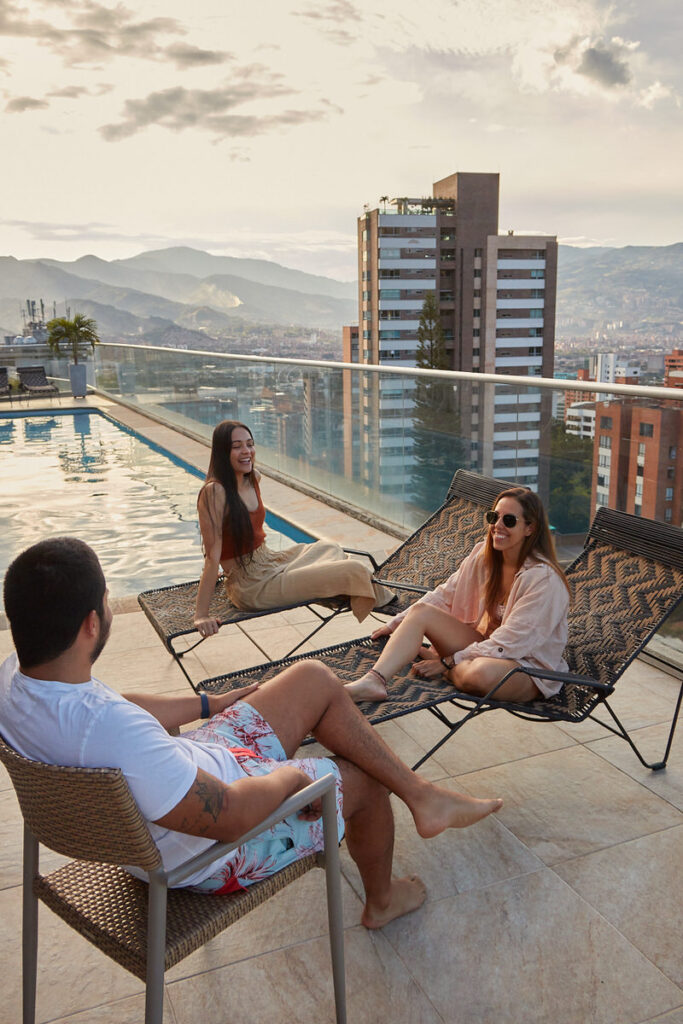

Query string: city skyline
[2,0,681,280]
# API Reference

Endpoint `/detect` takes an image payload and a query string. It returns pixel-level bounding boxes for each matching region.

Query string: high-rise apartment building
[592,401,682,524]
[343,172,557,497]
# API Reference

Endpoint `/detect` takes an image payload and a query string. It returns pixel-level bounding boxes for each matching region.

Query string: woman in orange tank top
[194,420,395,638]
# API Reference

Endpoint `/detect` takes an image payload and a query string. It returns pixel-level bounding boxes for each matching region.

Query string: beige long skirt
[224,540,395,622]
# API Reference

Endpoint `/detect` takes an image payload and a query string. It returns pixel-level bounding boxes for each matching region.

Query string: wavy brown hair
[198,420,256,567]
[481,487,569,625]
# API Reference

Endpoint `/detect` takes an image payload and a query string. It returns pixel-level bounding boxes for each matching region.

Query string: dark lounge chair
[0,366,11,401]
[0,735,347,1024]
[137,469,510,689]
[17,365,59,398]
[199,507,683,773]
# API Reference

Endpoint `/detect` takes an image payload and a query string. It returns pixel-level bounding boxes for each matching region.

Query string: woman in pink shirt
[347,487,570,704]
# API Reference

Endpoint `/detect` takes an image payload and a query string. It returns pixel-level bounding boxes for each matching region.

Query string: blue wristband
[199,692,210,719]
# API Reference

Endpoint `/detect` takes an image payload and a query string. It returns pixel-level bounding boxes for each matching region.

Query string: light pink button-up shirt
[386,541,570,696]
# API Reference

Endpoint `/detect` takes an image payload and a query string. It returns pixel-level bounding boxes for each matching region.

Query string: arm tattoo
[194,778,225,823]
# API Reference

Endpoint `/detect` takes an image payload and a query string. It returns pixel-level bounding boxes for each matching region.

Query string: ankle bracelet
[369,667,387,685]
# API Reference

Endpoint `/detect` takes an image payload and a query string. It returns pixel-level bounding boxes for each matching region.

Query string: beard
[91,609,112,663]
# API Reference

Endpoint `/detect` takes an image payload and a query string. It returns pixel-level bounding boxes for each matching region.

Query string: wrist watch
[441,655,455,670]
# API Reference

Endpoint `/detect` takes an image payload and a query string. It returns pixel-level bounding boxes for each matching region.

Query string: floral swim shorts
[183,701,344,894]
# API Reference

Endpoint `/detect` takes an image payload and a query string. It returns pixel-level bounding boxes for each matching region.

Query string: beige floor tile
[105,609,167,653]
[587,721,683,811]
[395,704,576,777]
[50,991,178,1024]
[168,925,442,1024]
[166,869,362,982]
[0,886,144,1023]
[384,868,682,1024]
[553,667,682,744]
[642,1009,683,1023]
[458,745,683,864]
[555,825,683,987]
[341,789,542,905]
[95,644,192,696]
[192,631,269,679]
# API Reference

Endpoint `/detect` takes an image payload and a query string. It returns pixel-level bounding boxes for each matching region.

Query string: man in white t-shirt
[1,538,502,927]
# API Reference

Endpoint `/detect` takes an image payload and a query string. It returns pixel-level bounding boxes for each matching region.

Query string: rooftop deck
[1,396,682,1023]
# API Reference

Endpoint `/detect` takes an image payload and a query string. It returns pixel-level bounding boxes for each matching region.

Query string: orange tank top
[221,478,266,561]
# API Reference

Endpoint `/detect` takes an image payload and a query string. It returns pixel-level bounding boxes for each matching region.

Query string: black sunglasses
[486,509,521,528]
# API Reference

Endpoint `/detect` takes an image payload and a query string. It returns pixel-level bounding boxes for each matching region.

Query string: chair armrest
[166,773,338,887]
[342,547,380,571]
[372,578,429,595]
[516,665,614,695]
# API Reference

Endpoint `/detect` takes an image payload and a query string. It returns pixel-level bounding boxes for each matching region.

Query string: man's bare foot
[411,784,502,839]
[361,876,427,929]
[344,669,387,703]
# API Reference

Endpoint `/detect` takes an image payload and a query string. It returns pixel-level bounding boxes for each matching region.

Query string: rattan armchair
[0,736,346,1024]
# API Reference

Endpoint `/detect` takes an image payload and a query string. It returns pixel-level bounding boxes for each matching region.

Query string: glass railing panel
[94,343,682,668]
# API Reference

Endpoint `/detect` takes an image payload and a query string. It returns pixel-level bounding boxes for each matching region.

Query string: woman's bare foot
[344,669,388,703]
[410,784,502,839]
[361,876,427,929]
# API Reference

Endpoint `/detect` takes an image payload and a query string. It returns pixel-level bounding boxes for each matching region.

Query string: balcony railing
[90,342,683,670]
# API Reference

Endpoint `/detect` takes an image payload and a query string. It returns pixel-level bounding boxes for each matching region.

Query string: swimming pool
[0,409,310,609]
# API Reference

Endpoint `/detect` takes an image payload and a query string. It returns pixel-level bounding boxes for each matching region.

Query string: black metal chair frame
[199,507,683,773]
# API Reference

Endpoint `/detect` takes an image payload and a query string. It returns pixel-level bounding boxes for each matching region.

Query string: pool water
[0,410,301,608]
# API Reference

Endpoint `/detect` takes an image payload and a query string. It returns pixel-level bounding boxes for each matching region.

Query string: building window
[665,509,673,521]
[362,290,370,300]
[530,309,543,319]
[635,480,643,497]
[362,271,371,282]
[600,416,612,429]
[637,464,644,476]
[596,492,608,507]
[598,453,611,467]
[638,442,646,456]
[362,330,370,339]
[363,311,371,320]
[473,329,480,337]
[473,289,481,297]
[381,248,401,259]
[666,487,674,500]
[639,422,654,437]
[530,269,544,278]
[474,248,482,257]
[668,467,675,479]
[599,435,612,449]
[670,446,677,459]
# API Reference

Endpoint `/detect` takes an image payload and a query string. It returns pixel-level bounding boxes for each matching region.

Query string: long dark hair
[198,420,255,566]
[481,487,569,624]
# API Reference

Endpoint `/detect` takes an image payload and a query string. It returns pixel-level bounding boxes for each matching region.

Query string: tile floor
[1,395,681,1023]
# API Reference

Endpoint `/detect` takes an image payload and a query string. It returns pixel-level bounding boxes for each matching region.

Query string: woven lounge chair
[138,545,385,690]
[138,469,510,689]
[0,735,346,1024]
[17,365,59,398]
[199,507,683,773]
[0,366,11,401]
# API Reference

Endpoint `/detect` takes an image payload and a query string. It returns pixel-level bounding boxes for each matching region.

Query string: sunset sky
[2,0,681,279]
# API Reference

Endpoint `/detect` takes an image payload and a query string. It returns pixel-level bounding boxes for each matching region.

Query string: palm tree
[47,313,100,364]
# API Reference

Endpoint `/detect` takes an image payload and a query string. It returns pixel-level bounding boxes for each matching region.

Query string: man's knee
[283,658,339,692]
[336,757,388,817]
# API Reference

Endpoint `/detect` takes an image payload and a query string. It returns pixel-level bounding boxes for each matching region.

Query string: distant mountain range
[556,242,683,336]
[0,242,680,352]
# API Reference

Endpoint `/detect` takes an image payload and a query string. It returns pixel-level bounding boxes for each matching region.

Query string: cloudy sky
[2,0,681,279]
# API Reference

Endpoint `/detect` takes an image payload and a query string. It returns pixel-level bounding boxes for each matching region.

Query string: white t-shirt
[0,653,247,885]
